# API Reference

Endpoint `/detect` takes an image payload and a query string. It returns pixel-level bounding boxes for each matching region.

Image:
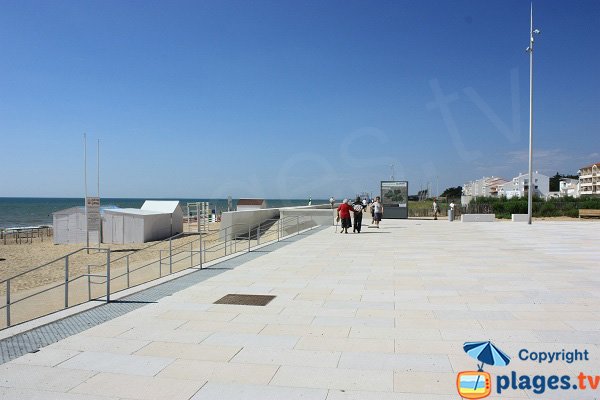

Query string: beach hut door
[113,215,124,244]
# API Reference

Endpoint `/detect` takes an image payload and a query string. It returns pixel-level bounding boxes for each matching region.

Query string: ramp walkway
[0,219,598,399]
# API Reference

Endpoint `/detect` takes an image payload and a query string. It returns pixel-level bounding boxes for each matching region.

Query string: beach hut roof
[103,208,166,216]
[141,200,181,213]
[237,199,265,206]
[52,205,119,215]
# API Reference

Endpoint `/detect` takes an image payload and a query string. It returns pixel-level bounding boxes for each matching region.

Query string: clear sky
[1,0,598,199]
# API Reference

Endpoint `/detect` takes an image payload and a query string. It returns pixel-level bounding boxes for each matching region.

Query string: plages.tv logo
[457,341,511,399]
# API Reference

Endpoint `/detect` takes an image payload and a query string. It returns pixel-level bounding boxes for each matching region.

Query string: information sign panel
[86,197,101,231]
[380,181,408,219]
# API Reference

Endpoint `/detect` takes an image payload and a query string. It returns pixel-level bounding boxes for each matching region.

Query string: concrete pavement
[0,219,598,399]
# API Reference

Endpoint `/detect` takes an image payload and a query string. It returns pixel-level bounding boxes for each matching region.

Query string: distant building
[578,162,600,197]
[498,171,550,199]
[461,176,508,204]
[559,178,580,198]
[236,199,267,211]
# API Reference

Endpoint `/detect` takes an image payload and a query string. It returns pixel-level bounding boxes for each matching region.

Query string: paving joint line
[0,226,326,364]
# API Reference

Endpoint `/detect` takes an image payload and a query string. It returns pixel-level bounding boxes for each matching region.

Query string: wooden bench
[579,209,600,218]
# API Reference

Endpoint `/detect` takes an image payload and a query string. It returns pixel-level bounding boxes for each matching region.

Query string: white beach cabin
[102,200,183,244]
[141,200,184,234]
[53,207,100,244]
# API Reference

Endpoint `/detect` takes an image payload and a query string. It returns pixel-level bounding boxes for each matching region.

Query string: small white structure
[53,207,100,244]
[141,200,184,234]
[461,214,495,222]
[236,199,267,211]
[512,214,529,222]
[102,200,183,244]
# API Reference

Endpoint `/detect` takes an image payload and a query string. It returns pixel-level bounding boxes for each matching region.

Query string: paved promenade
[0,219,598,399]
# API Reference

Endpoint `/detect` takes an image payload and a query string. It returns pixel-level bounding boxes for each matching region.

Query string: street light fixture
[526,3,541,225]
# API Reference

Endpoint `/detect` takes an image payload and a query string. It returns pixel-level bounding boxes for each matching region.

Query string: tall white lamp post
[526,3,541,224]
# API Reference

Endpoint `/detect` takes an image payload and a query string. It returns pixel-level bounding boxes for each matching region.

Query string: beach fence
[0,215,317,330]
[184,202,213,232]
[1,226,53,245]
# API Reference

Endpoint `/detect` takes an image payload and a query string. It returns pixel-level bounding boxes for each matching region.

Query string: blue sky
[0,0,598,199]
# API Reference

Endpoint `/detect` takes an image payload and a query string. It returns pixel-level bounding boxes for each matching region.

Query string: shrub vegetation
[468,196,600,218]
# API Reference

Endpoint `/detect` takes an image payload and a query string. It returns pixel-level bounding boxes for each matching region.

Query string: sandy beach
[0,220,298,328]
[0,223,230,325]
[0,222,220,286]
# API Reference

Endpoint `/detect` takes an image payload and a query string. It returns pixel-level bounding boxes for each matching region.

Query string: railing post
[65,255,69,308]
[6,280,11,327]
[159,250,163,277]
[190,242,193,268]
[199,232,203,269]
[87,264,91,301]
[224,228,227,256]
[169,237,173,275]
[277,219,280,242]
[106,250,111,303]
[126,254,130,288]
[248,224,251,252]
[257,222,261,245]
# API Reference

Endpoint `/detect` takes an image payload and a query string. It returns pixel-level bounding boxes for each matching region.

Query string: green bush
[564,209,579,218]
[468,196,599,218]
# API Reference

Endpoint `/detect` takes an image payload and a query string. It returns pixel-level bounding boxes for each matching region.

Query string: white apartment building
[559,178,580,198]
[497,171,550,199]
[462,176,508,204]
[578,162,600,196]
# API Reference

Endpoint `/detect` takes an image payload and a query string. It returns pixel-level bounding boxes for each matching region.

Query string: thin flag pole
[97,138,101,250]
[84,133,89,252]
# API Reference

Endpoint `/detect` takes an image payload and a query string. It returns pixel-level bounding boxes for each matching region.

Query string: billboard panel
[380,181,408,219]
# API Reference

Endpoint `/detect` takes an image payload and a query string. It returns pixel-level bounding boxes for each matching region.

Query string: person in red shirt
[337,198,355,234]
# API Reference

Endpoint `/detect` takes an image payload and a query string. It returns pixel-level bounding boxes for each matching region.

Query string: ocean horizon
[0,197,327,228]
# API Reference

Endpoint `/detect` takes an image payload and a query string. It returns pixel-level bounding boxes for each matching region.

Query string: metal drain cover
[214,294,276,306]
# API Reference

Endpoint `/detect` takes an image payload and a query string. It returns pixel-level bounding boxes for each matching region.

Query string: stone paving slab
[0,220,599,399]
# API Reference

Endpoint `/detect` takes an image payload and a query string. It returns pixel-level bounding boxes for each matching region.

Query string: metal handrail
[1,216,318,329]
[0,247,102,285]
[1,248,111,327]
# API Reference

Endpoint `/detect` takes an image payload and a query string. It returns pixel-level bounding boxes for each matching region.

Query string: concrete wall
[511,214,529,222]
[461,214,495,222]
[279,208,335,226]
[219,204,332,240]
[220,208,280,240]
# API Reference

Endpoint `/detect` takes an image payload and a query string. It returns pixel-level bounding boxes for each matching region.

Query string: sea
[0,197,325,229]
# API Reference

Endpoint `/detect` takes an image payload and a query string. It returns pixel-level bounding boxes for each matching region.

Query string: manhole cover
[214,294,276,306]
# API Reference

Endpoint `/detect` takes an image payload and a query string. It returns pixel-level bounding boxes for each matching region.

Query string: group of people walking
[336,196,383,233]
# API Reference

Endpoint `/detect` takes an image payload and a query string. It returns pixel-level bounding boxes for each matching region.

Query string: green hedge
[469,196,600,218]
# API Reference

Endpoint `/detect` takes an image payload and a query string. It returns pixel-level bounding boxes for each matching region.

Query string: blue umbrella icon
[463,340,511,371]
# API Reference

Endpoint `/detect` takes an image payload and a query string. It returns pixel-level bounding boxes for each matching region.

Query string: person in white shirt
[372,196,383,228]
